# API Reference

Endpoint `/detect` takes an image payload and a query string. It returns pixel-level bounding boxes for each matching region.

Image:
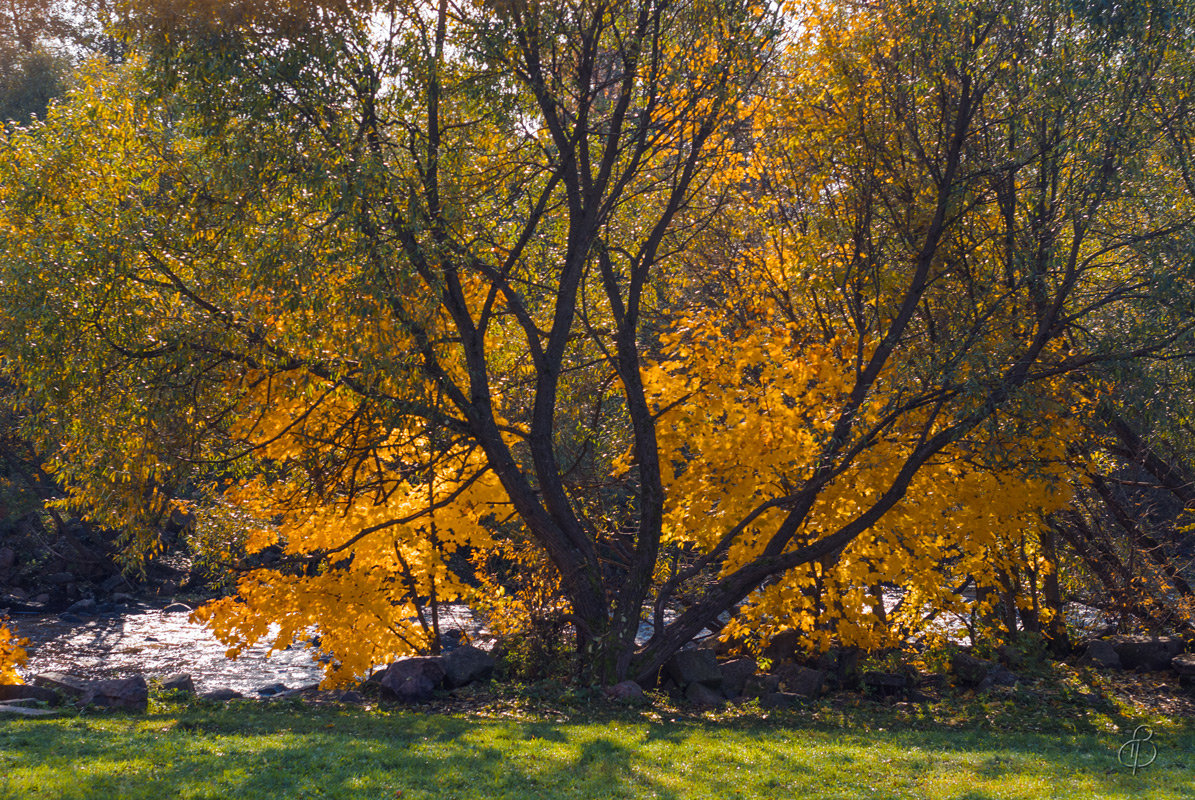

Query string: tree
[2,0,1194,686]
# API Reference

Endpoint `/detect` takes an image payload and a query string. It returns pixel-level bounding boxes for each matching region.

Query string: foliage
[0,616,28,684]
[3,0,1195,685]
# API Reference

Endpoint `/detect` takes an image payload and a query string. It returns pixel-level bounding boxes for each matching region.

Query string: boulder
[442,645,495,688]
[762,630,802,663]
[719,657,758,699]
[100,575,127,593]
[665,649,722,689]
[161,674,196,694]
[605,680,648,705]
[951,652,995,687]
[759,691,801,709]
[1171,653,1195,679]
[861,671,909,697]
[0,684,59,704]
[80,676,148,712]
[377,656,446,703]
[685,682,725,707]
[31,672,90,699]
[1080,639,1122,669]
[66,599,97,613]
[978,666,1020,691]
[1109,636,1184,671]
[201,688,244,701]
[257,683,289,697]
[775,664,826,698]
[742,673,782,698]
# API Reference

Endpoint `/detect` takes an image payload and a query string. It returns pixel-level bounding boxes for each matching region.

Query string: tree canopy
[2,0,1194,684]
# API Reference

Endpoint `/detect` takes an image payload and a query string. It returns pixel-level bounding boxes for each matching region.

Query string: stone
[759,691,801,709]
[201,688,244,701]
[257,683,289,697]
[57,612,85,624]
[762,630,802,663]
[951,652,995,687]
[44,572,75,585]
[32,672,90,699]
[0,547,14,570]
[0,705,58,717]
[742,673,782,698]
[1081,639,1122,669]
[100,575,127,593]
[775,664,826,698]
[0,684,59,704]
[161,674,196,694]
[81,676,148,712]
[1109,636,1184,671]
[665,649,722,689]
[441,645,495,688]
[337,690,364,704]
[33,594,50,605]
[685,682,725,706]
[605,680,648,705]
[719,657,758,699]
[1171,653,1195,678]
[67,598,97,613]
[978,666,1020,691]
[376,656,446,703]
[111,593,136,604]
[861,671,909,697]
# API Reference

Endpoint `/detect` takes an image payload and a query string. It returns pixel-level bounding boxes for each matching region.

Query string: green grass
[0,694,1192,800]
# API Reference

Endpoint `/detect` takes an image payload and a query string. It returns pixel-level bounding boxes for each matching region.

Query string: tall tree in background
[2,0,1194,685]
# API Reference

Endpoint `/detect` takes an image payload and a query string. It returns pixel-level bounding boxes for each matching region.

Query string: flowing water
[9,604,484,696]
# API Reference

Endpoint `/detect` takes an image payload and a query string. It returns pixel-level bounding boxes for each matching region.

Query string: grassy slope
[1,692,1192,800]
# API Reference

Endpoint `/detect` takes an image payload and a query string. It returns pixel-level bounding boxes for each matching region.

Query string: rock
[762,630,802,663]
[1171,653,1195,678]
[1109,636,1184,671]
[201,688,244,701]
[161,603,193,615]
[440,629,466,652]
[861,671,909,697]
[665,649,722,689]
[0,705,59,717]
[719,657,758,699]
[57,612,85,624]
[979,666,1020,691]
[67,598,97,613]
[32,672,90,699]
[775,664,826,698]
[33,594,50,605]
[441,645,495,688]
[951,652,995,687]
[376,656,446,703]
[111,593,136,604]
[759,691,801,709]
[45,572,75,585]
[81,676,148,712]
[1081,639,1122,669]
[0,547,14,570]
[100,575,127,593]
[257,683,289,697]
[685,682,725,706]
[742,673,782,698]
[161,674,196,694]
[337,690,364,704]
[0,684,59,704]
[605,680,648,705]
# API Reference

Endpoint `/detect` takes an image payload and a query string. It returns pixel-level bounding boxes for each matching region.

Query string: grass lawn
[1,688,1192,800]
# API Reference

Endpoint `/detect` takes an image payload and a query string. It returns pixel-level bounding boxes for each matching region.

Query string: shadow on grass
[0,698,1191,800]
